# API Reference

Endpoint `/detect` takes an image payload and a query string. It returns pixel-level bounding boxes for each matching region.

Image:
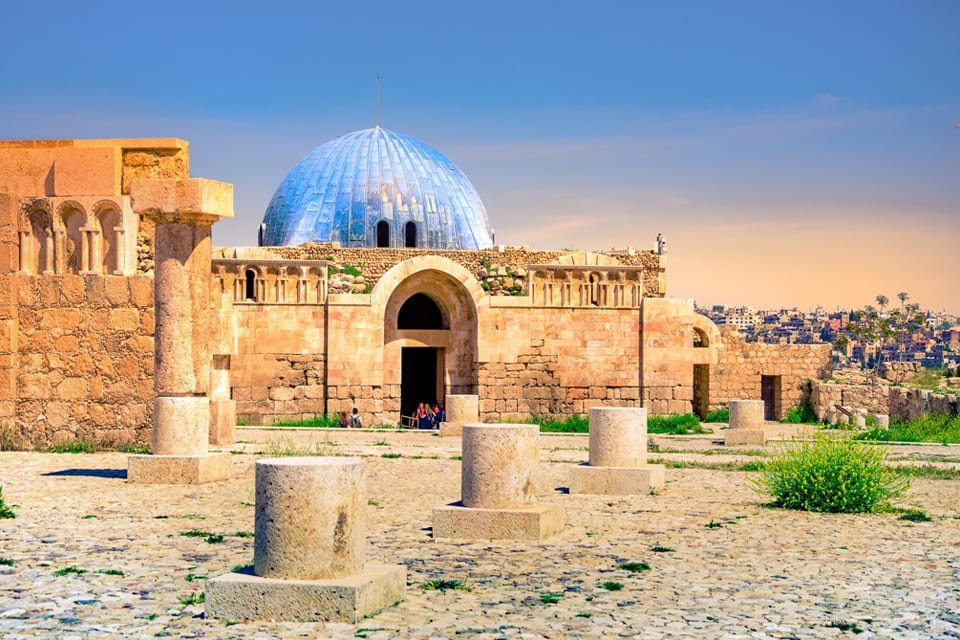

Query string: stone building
[0,134,832,447]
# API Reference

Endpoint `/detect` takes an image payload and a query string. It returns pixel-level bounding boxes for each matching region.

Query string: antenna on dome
[376,74,381,129]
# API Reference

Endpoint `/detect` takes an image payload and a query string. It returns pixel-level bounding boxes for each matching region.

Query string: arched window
[376,221,390,247]
[398,293,445,330]
[404,221,417,248]
[60,206,84,274]
[97,207,121,274]
[28,209,52,274]
[245,269,257,301]
[693,327,708,348]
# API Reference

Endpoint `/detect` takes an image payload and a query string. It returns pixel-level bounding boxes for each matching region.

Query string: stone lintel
[568,464,665,495]
[723,429,767,446]
[204,564,406,623]
[127,452,232,484]
[130,177,234,222]
[432,503,565,540]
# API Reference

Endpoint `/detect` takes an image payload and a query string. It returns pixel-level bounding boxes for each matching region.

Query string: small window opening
[376,221,390,247]
[245,269,257,301]
[404,221,417,248]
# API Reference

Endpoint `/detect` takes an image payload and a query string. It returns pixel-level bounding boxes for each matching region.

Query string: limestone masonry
[0,138,833,446]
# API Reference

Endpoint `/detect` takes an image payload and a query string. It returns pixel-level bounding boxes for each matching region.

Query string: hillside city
[697,304,960,371]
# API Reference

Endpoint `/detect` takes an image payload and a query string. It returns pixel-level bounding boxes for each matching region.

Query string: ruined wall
[888,387,959,422]
[710,328,832,419]
[810,380,890,419]
[9,274,154,448]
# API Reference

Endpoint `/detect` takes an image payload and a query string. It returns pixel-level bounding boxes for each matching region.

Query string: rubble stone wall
[810,380,890,419]
[7,273,155,448]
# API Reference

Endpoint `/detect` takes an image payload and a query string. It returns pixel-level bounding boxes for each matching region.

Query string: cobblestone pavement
[1,430,958,639]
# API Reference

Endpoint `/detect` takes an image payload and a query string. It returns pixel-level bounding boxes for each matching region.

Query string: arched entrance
[376,220,390,247]
[404,221,417,248]
[380,263,479,426]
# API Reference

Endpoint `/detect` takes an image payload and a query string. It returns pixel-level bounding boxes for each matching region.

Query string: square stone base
[724,429,767,446]
[438,422,463,437]
[127,452,232,484]
[204,563,406,623]
[432,502,565,540]
[568,464,665,495]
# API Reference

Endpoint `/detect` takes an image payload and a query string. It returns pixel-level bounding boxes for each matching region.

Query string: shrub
[0,486,15,519]
[856,414,960,444]
[780,404,820,425]
[48,439,98,453]
[704,409,729,423]
[271,414,341,428]
[420,579,470,591]
[341,263,362,277]
[756,435,909,513]
[529,414,589,433]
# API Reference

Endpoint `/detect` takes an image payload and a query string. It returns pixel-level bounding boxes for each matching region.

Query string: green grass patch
[380,452,402,459]
[704,408,729,423]
[856,414,960,444]
[618,561,650,573]
[420,579,471,591]
[179,591,205,606]
[0,558,14,566]
[907,367,948,392]
[180,529,215,538]
[826,620,864,634]
[756,435,909,513]
[651,545,675,553]
[81,514,97,519]
[527,414,590,433]
[48,439,98,453]
[232,563,254,572]
[704,520,724,529]
[119,442,150,454]
[897,509,932,522]
[55,566,87,576]
[97,569,124,576]
[540,592,563,604]
[647,414,706,434]
[270,414,341,428]
[598,581,624,591]
[0,486,16,519]
[780,404,821,425]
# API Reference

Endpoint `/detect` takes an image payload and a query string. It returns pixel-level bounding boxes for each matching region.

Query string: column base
[568,464,665,495]
[209,399,236,446]
[127,452,232,484]
[432,502,565,540]
[724,429,767,446]
[438,422,463,436]
[204,564,406,623]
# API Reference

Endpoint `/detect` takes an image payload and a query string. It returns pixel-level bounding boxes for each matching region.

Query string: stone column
[44,231,56,274]
[113,226,126,274]
[127,178,234,484]
[205,457,405,622]
[569,407,665,495]
[209,354,236,446]
[17,231,30,273]
[433,424,565,540]
[439,393,479,436]
[724,399,767,446]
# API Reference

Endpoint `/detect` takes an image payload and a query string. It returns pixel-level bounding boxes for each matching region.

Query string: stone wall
[888,387,959,422]
[266,244,665,297]
[710,329,832,419]
[810,380,890,419]
[8,273,154,448]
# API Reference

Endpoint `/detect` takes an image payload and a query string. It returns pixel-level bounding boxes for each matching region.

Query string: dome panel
[260,128,493,249]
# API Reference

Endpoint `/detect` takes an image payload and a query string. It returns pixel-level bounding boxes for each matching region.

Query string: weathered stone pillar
[439,393,479,436]
[209,355,236,446]
[17,231,30,273]
[433,424,565,540]
[113,225,126,274]
[569,407,665,495]
[205,457,405,622]
[127,178,233,484]
[874,414,890,430]
[724,399,767,446]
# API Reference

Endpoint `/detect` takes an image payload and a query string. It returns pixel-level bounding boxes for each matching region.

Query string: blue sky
[2,1,958,310]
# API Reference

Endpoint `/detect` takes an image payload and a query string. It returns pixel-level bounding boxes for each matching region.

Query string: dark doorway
[693,364,709,419]
[761,375,781,421]
[376,221,390,247]
[404,221,417,248]
[244,270,257,301]
[398,293,445,330]
[401,347,442,420]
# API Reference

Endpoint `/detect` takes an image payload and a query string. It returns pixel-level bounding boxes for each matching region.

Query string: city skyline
[2,1,958,312]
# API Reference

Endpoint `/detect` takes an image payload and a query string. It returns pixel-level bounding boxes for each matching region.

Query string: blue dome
[260,127,494,249]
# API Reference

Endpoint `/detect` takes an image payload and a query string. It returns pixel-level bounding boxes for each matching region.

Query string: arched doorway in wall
[404,221,417,248]
[381,266,479,426]
[376,220,390,247]
[59,204,85,274]
[97,205,121,274]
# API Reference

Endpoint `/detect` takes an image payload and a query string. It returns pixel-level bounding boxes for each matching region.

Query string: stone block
[724,429,767,446]
[130,178,234,220]
[153,395,209,455]
[874,414,890,429]
[204,564,405,623]
[432,502,565,540]
[438,421,463,436]
[127,452,232,484]
[568,464,665,495]
[209,399,236,446]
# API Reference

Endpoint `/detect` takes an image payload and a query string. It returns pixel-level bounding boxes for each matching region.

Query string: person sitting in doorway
[416,403,432,430]
[349,407,363,429]
[432,404,445,427]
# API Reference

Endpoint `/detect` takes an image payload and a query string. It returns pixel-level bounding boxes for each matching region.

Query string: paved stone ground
[1,430,958,639]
